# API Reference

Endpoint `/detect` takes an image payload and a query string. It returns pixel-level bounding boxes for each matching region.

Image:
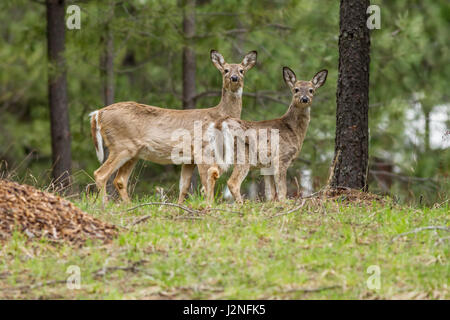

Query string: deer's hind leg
[114,158,138,203]
[94,150,133,206]
[227,164,250,204]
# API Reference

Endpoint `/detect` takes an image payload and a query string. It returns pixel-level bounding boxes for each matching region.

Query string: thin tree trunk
[100,3,115,106]
[182,0,196,110]
[122,50,136,87]
[181,0,198,192]
[423,107,430,152]
[46,0,72,188]
[330,0,371,190]
[99,2,116,196]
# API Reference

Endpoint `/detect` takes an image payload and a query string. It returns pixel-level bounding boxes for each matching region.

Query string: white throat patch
[232,87,243,98]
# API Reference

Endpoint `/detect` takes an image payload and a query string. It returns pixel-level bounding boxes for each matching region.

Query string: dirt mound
[325,187,383,200]
[0,179,117,245]
[315,187,387,205]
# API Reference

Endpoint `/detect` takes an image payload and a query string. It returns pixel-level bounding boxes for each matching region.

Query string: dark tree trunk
[46,0,72,188]
[122,50,136,87]
[99,2,116,196]
[181,0,196,110]
[330,0,371,190]
[181,0,199,192]
[100,3,115,106]
[423,107,430,152]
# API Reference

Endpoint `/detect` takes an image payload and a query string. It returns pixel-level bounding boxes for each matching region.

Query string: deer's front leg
[227,164,250,204]
[274,169,288,202]
[177,164,195,204]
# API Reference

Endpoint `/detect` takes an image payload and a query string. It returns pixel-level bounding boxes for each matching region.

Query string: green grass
[0,194,448,299]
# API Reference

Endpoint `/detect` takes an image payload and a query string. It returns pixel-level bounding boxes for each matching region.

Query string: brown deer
[89,50,257,205]
[205,67,327,203]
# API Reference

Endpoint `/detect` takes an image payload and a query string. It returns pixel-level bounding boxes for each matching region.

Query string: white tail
[89,111,104,163]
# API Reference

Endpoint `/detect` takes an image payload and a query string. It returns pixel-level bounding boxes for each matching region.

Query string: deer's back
[97,101,223,164]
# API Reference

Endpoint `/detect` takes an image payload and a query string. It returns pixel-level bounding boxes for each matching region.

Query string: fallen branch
[130,215,153,226]
[132,214,207,226]
[125,203,201,226]
[4,279,67,291]
[391,226,450,242]
[123,202,200,215]
[205,208,244,215]
[94,260,148,277]
[266,199,307,219]
[282,284,340,293]
[300,187,328,200]
[172,216,205,220]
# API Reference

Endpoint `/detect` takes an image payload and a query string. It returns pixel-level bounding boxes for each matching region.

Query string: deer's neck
[218,87,243,118]
[281,103,311,141]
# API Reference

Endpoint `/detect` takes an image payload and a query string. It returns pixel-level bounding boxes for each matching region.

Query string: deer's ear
[241,51,257,71]
[211,50,226,71]
[312,69,328,89]
[283,67,296,90]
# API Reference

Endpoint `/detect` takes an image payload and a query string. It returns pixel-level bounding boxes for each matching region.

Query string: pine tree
[330,0,371,190]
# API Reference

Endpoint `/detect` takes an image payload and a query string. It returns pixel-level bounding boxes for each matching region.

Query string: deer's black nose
[231,75,238,82]
[301,96,309,103]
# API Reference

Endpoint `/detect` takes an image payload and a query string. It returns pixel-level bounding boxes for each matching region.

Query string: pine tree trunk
[46,0,72,188]
[100,3,115,106]
[99,2,116,196]
[182,0,196,110]
[330,0,371,190]
[181,0,198,191]
[424,107,431,152]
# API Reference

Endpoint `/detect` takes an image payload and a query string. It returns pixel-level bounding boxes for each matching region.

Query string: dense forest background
[0,0,448,205]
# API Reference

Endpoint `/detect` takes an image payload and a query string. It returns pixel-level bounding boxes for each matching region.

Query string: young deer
[205,67,327,203]
[89,50,257,205]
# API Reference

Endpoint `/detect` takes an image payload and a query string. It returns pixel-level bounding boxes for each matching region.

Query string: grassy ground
[0,193,448,299]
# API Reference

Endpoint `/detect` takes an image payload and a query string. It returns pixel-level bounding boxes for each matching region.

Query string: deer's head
[283,67,328,107]
[211,50,257,94]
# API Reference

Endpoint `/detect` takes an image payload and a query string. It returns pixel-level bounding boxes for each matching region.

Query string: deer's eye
[294,88,300,93]
[239,69,244,74]
[224,69,229,74]
[309,88,314,94]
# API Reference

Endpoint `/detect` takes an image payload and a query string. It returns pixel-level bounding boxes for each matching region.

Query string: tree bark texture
[46,0,72,187]
[182,0,196,110]
[100,3,115,106]
[331,0,371,190]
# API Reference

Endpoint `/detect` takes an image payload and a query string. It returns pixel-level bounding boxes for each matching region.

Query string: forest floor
[0,190,448,299]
